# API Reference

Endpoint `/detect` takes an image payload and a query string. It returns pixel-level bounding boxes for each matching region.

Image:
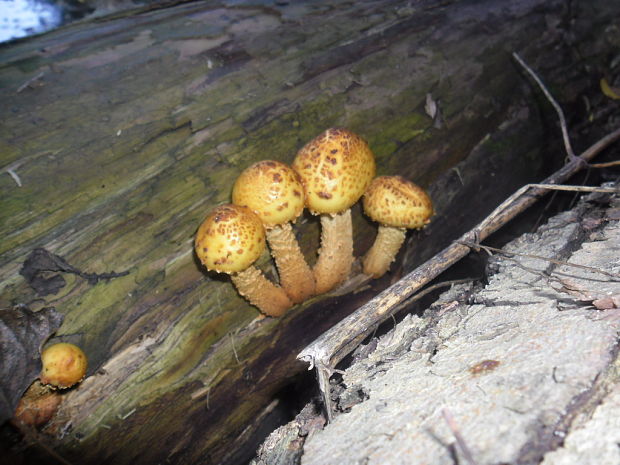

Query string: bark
[0,0,618,464]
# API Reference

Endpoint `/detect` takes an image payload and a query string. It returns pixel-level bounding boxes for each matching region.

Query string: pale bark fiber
[230,267,292,317]
[362,225,407,278]
[266,223,315,303]
[313,210,355,294]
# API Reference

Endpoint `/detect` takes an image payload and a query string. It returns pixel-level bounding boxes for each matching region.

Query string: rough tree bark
[0,0,617,464]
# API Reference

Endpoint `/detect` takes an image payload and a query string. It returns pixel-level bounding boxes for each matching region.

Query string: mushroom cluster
[194,128,433,317]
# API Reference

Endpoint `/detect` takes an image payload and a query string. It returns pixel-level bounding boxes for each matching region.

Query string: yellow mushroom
[232,160,315,304]
[40,342,88,389]
[362,176,433,278]
[195,204,292,317]
[13,343,87,427]
[292,128,376,294]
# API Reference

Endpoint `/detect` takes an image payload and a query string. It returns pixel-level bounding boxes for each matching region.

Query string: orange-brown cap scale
[39,343,88,389]
[292,128,376,215]
[363,176,433,229]
[195,204,266,274]
[232,160,305,229]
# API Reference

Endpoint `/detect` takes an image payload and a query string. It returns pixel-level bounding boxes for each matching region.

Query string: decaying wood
[1,0,619,463]
[297,125,620,420]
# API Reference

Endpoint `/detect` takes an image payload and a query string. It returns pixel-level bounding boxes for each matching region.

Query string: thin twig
[17,71,45,93]
[525,184,618,193]
[512,52,576,161]
[580,127,620,160]
[229,331,241,365]
[7,168,23,187]
[3,160,25,187]
[459,241,620,280]
[590,160,620,168]
[442,409,478,465]
[472,181,619,240]
[190,384,209,400]
[118,408,136,420]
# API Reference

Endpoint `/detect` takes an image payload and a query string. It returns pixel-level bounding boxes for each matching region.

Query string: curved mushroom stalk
[362,225,407,278]
[361,176,433,279]
[231,266,293,317]
[313,210,354,294]
[266,223,315,303]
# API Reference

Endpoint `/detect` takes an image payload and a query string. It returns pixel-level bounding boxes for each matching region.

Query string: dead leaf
[19,248,129,296]
[0,306,63,423]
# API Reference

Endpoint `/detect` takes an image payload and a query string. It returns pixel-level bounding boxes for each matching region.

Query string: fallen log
[0,0,618,463]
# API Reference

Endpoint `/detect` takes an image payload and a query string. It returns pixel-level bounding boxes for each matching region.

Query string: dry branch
[442,409,478,465]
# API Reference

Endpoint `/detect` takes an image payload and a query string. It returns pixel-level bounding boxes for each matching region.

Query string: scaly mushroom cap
[363,176,433,229]
[195,204,266,274]
[40,343,88,389]
[292,128,376,215]
[232,160,305,229]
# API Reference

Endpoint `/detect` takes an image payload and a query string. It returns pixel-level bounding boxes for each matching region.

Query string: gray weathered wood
[292,187,620,465]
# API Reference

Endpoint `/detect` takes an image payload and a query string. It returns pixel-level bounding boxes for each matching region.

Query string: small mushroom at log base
[232,160,315,303]
[362,176,433,278]
[292,128,376,294]
[40,342,88,389]
[195,204,292,317]
[13,343,88,427]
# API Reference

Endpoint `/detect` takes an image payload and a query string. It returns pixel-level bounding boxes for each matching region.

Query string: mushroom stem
[231,266,293,317]
[266,223,315,303]
[313,209,354,294]
[362,225,407,278]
